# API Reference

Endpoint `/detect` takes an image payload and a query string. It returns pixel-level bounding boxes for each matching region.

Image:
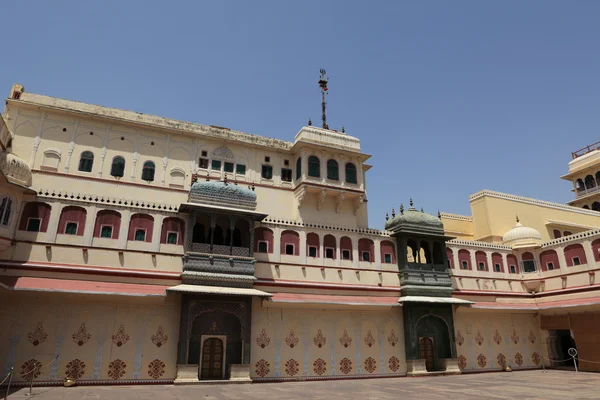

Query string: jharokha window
[58,206,87,236]
[93,210,121,240]
[128,214,154,243]
[78,151,94,172]
[345,162,357,184]
[327,159,339,180]
[160,217,185,245]
[141,161,155,182]
[308,156,320,178]
[110,156,126,178]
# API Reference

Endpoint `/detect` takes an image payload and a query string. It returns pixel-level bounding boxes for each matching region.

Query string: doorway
[419,337,435,371]
[200,336,226,380]
[549,330,577,367]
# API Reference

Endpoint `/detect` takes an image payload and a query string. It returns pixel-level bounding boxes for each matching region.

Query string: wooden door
[419,337,435,371]
[201,338,224,379]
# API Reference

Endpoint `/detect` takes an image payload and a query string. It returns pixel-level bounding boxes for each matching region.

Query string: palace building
[1,80,600,385]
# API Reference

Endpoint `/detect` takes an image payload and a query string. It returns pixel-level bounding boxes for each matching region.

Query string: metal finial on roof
[516,215,519,223]
[223,173,228,185]
[400,204,404,214]
[391,208,395,218]
[341,125,345,133]
[386,212,389,221]
[420,207,424,213]
[205,174,210,182]
[319,69,329,129]
[308,118,312,126]
[410,198,413,207]
[251,182,256,191]
[438,210,442,219]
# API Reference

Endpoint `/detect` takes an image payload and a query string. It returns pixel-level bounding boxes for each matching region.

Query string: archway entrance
[201,337,225,379]
[416,315,451,371]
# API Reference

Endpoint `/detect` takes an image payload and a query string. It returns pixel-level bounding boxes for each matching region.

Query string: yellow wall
[0,292,179,383]
[250,298,406,379]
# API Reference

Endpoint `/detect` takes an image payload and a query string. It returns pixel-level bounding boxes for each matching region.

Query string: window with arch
[592,202,600,211]
[296,158,302,180]
[324,234,336,259]
[170,168,186,188]
[41,148,61,171]
[161,217,185,245]
[380,240,396,264]
[307,232,320,258]
[0,196,13,227]
[327,159,339,181]
[308,156,320,178]
[78,151,94,172]
[110,156,125,178]
[19,202,52,232]
[576,179,585,192]
[281,230,300,256]
[58,206,87,236]
[446,248,454,269]
[340,236,353,260]
[93,210,121,239]
[583,205,590,209]
[128,214,154,242]
[585,174,596,189]
[358,238,374,262]
[141,161,155,182]
[254,227,274,253]
[553,229,562,239]
[458,249,471,270]
[345,162,357,184]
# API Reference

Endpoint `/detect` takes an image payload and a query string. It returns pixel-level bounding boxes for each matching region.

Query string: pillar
[82,205,97,247]
[45,203,62,243]
[118,209,131,249]
[556,246,568,271]
[151,214,163,252]
[583,240,595,267]
[374,238,382,267]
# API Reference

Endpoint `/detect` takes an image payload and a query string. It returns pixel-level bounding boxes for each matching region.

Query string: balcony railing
[190,242,250,257]
[576,185,599,198]
[572,140,600,159]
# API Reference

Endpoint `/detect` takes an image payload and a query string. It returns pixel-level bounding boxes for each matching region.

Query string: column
[556,247,568,271]
[273,226,282,262]
[118,209,131,248]
[82,205,97,247]
[469,250,476,271]
[97,147,107,178]
[209,214,216,253]
[320,234,325,266]
[299,230,307,264]
[151,214,163,252]
[248,218,255,257]
[320,152,326,183]
[28,113,46,168]
[229,217,235,255]
[186,211,195,252]
[46,203,62,243]
[374,238,382,268]
[352,237,359,268]
[335,234,341,266]
[301,150,308,181]
[501,253,510,277]
[485,251,493,274]
[452,249,460,272]
[583,240,596,267]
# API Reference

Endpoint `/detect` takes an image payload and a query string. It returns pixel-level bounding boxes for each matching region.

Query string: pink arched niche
[340,236,353,261]
[507,254,519,273]
[539,250,559,271]
[380,240,396,264]
[306,232,320,257]
[593,238,600,262]
[475,251,488,271]
[19,202,52,232]
[457,249,471,270]
[446,248,454,269]
[127,213,154,242]
[93,210,121,239]
[280,230,300,256]
[324,234,337,259]
[160,217,185,245]
[57,206,87,236]
[564,244,587,266]
[491,252,504,272]
[358,238,375,262]
[254,227,273,253]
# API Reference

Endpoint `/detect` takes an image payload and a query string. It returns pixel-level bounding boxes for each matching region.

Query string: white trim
[361,251,372,262]
[398,296,473,305]
[26,217,42,232]
[167,284,272,296]
[546,262,555,271]
[341,249,351,260]
[383,253,393,264]
[43,147,62,158]
[546,219,598,231]
[284,243,296,256]
[257,240,269,253]
[133,228,147,242]
[169,166,186,175]
[572,256,581,266]
[461,260,469,270]
[494,263,501,272]
[99,224,114,239]
[307,245,318,258]
[166,230,179,244]
[324,247,335,259]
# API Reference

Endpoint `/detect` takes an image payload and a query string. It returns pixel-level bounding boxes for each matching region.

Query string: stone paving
[6,370,600,400]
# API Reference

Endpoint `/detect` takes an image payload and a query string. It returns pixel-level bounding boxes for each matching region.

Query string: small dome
[502,219,542,249]
[0,150,32,187]
[189,179,257,210]
[385,206,444,235]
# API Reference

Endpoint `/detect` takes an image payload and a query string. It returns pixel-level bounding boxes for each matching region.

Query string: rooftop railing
[572,140,600,159]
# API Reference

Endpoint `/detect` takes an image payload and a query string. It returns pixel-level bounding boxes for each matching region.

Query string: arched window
[296,158,302,180]
[507,254,518,273]
[19,202,52,232]
[564,243,587,267]
[593,238,600,262]
[345,163,357,184]
[141,161,155,182]
[576,179,585,192]
[553,229,562,239]
[596,172,600,188]
[128,214,154,242]
[0,196,13,226]
[78,151,94,172]
[593,202,600,211]
[433,242,444,264]
[522,251,536,273]
[585,174,596,189]
[308,156,320,178]
[327,160,339,181]
[161,217,185,245]
[42,149,61,171]
[281,230,300,256]
[358,238,374,262]
[170,168,185,188]
[324,234,336,259]
[420,241,431,264]
[539,250,559,271]
[380,240,396,264]
[340,236,353,261]
[110,156,125,178]
[446,248,454,269]
[58,206,87,236]
[458,249,471,270]
[584,205,590,209]
[93,210,121,239]
[307,233,320,258]
[492,252,504,272]
[254,227,274,253]
[475,251,487,271]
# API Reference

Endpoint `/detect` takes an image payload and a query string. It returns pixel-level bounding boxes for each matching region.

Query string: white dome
[0,150,32,187]
[502,219,542,249]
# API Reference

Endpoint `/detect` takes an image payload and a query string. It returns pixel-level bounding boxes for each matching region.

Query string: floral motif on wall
[497,353,507,369]
[477,354,487,368]
[339,330,353,348]
[511,329,520,344]
[528,329,536,344]
[20,359,41,381]
[65,359,86,380]
[108,359,127,380]
[147,359,165,379]
[256,329,271,349]
[364,357,377,373]
[364,330,375,348]
[111,325,130,347]
[72,324,91,346]
[457,355,467,370]
[313,358,327,375]
[493,329,502,345]
[284,359,299,376]
[151,326,168,348]
[339,357,353,375]
[255,359,270,377]
[388,356,400,372]
[388,329,399,347]
[285,330,299,349]
[514,352,523,367]
[455,330,464,347]
[27,323,48,346]
[532,352,541,366]
[313,329,326,348]
[474,330,484,346]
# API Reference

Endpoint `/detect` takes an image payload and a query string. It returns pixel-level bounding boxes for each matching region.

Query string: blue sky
[2,1,600,228]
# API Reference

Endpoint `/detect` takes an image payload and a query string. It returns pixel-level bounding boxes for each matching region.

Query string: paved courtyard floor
[6,370,600,400]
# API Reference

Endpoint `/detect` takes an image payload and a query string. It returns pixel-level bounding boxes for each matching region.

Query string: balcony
[191,243,250,257]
